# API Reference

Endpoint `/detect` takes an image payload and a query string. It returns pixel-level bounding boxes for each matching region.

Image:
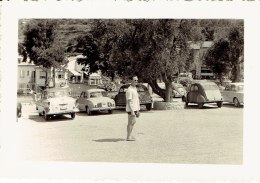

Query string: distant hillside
[18,19,93,46]
[18,19,243,48]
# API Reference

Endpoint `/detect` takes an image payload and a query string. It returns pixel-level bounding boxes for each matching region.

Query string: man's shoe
[126,138,136,141]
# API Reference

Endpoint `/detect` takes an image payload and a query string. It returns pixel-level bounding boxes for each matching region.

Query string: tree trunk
[147,79,165,100]
[52,67,56,88]
[164,81,172,102]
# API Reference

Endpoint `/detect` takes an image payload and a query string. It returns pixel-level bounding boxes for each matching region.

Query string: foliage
[22,20,67,86]
[204,26,244,83]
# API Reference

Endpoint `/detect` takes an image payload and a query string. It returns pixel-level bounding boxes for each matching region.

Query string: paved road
[14,101,243,164]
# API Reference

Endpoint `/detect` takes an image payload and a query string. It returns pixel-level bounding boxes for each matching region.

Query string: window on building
[58,74,64,79]
[39,71,46,79]
[20,70,25,78]
[27,71,30,76]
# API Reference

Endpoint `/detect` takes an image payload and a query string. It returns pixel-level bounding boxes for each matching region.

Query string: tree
[22,20,67,87]
[204,26,244,83]
[204,39,231,82]
[109,19,196,102]
[74,20,118,80]
[228,27,244,82]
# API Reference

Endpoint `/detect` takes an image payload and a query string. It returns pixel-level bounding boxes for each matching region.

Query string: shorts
[127,111,138,115]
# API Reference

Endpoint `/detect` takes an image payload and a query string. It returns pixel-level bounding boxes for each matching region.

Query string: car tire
[198,103,204,109]
[234,98,240,107]
[217,102,223,108]
[86,106,92,115]
[71,112,76,119]
[108,110,113,114]
[146,103,152,111]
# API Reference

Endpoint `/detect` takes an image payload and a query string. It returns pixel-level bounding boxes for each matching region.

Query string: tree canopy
[204,26,244,82]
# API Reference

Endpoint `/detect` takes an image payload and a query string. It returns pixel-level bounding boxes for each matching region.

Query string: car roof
[44,88,70,92]
[120,83,146,88]
[192,81,218,87]
[86,88,106,92]
[229,82,244,85]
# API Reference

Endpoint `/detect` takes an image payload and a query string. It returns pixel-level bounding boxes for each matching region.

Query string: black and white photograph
[0,1,260,182]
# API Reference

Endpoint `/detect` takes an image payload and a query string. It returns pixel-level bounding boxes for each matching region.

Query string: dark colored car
[184,81,223,109]
[114,84,153,111]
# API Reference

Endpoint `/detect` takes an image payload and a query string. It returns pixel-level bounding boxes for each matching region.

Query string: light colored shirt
[125,85,140,112]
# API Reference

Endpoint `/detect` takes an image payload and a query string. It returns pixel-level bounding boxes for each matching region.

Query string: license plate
[60,107,67,110]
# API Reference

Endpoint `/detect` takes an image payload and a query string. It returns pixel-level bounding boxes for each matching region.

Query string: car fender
[196,94,206,103]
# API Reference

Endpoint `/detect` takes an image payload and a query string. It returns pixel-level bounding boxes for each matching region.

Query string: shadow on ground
[93,138,126,142]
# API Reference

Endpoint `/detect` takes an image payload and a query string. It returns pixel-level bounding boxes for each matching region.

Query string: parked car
[221,82,244,107]
[35,88,77,121]
[172,83,186,98]
[184,81,223,108]
[76,89,116,115]
[159,82,186,98]
[114,84,153,111]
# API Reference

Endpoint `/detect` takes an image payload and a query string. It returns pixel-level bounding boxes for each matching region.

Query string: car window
[237,85,244,91]
[225,85,231,91]
[90,91,104,98]
[80,92,84,98]
[119,87,128,93]
[137,85,146,92]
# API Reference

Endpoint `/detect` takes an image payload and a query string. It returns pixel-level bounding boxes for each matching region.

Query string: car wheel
[198,103,204,109]
[86,106,92,115]
[234,98,240,107]
[108,110,113,114]
[71,112,76,119]
[146,103,152,111]
[44,111,50,121]
[217,102,223,108]
[39,112,43,116]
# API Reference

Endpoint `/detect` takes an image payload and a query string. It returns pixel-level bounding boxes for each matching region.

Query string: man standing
[126,75,140,141]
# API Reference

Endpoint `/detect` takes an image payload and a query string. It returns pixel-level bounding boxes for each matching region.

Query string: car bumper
[90,107,116,111]
[47,109,79,115]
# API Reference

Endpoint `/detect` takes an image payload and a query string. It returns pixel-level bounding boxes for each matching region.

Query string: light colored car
[172,83,186,98]
[35,88,77,121]
[221,82,244,107]
[76,89,116,115]
[184,81,223,109]
[158,82,186,98]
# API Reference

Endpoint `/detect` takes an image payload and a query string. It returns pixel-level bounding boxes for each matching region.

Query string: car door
[188,85,199,103]
[222,84,232,103]
[77,92,85,111]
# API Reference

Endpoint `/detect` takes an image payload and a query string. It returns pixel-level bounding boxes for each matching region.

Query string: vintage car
[114,84,153,111]
[184,81,223,108]
[35,88,77,121]
[76,88,116,115]
[221,82,244,107]
[172,83,186,98]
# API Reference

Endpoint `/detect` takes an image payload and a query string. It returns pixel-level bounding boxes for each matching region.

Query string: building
[17,56,68,93]
[17,61,36,93]
[189,41,214,79]
[66,55,102,85]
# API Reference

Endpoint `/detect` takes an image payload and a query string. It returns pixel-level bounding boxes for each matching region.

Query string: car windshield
[47,90,69,98]
[90,91,105,98]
